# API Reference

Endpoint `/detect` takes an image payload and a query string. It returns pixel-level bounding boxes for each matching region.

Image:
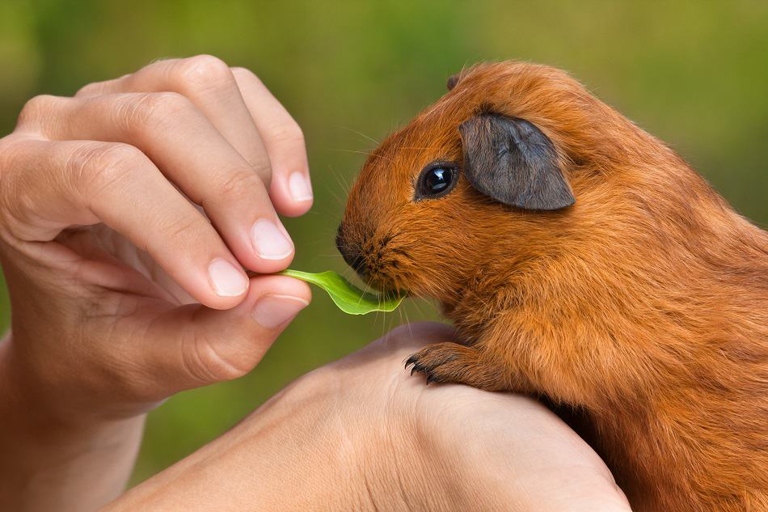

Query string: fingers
[232,67,312,216]
[1,56,314,332]
[17,92,295,273]
[0,137,250,309]
[77,56,313,217]
[131,275,311,396]
[77,57,273,184]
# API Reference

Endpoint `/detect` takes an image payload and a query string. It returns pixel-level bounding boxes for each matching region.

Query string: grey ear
[447,74,460,90]
[459,114,575,211]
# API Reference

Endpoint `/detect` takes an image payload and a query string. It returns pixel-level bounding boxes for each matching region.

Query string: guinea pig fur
[337,61,768,511]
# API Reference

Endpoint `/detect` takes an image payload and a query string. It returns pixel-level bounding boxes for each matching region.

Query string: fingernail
[208,258,248,297]
[288,172,313,202]
[252,294,309,329]
[251,219,294,260]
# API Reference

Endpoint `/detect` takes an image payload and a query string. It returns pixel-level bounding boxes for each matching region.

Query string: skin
[104,323,631,512]
[0,56,630,511]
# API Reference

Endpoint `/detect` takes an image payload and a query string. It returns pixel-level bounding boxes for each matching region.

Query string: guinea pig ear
[446,73,460,91]
[459,113,575,211]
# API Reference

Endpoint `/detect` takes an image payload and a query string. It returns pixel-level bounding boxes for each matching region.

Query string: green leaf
[279,269,404,315]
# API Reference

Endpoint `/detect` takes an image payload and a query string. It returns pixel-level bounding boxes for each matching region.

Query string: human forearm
[0,336,146,512]
[103,368,454,511]
[102,381,371,511]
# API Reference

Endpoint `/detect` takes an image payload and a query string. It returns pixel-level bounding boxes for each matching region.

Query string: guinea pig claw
[406,355,439,384]
[406,356,426,378]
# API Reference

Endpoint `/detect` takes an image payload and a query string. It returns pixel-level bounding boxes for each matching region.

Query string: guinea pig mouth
[336,226,411,296]
[365,274,409,298]
[343,251,405,295]
[338,246,408,296]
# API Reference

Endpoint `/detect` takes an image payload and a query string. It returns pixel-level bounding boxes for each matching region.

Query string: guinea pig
[336,61,768,511]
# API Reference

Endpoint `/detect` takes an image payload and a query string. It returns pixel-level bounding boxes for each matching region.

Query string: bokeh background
[1,0,766,484]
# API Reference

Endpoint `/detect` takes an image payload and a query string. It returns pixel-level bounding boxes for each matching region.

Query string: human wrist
[0,335,147,512]
[240,374,375,511]
[104,372,373,511]
[2,328,129,425]
[106,364,449,512]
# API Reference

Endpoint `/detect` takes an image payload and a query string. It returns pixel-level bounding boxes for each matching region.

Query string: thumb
[133,275,311,398]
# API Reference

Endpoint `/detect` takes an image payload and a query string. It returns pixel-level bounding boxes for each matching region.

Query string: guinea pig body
[337,62,768,511]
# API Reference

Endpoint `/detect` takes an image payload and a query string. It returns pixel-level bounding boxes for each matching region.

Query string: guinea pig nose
[336,224,369,277]
[335,223,348,257]
[338,244,369,276]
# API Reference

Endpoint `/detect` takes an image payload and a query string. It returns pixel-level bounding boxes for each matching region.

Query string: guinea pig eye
[415,163,458,200]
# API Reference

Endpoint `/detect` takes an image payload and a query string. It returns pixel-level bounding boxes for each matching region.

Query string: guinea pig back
[337,61,768,511]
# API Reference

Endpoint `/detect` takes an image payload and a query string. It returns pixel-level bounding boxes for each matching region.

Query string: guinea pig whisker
[328,148,375,158]
[329,148,397,167]
[333,124,380,146]
[326,167,352,198]
[364,151,397,165]
[397,305,410,335]
[327,146,398,167]
[392,146,443,152]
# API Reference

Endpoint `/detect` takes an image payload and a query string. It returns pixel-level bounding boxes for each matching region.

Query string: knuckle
[0,139,20,236]
[214,169,265,202]
[269,122,305,148]
[0,136,28,192]
[75,82,100,97]
[0,134,18,169]
[185,329,262,383]
[67,142,144,197]
[76,73,129,97]
[253,162,272,187]
[158,212,199,242]
[131,209,201,261]
[0,137,62,242]
[17,94,62,127]
[173,54,234,90]
[114,91,192,135]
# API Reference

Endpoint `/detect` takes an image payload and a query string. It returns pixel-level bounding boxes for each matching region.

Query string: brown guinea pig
[336,61,768,511]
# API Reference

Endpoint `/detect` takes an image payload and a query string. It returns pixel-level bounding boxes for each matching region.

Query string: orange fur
[338,61,768,511]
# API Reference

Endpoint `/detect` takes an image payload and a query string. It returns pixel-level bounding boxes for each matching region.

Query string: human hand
[108,323,631,511]
[0,56,314,426]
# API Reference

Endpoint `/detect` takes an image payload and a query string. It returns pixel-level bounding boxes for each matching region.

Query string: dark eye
[416,163,458,200]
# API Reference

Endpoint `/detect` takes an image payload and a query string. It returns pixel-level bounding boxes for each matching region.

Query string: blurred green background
[0,0,766,484]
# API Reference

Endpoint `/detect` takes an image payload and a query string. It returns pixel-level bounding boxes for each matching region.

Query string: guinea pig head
[337,62,590,308]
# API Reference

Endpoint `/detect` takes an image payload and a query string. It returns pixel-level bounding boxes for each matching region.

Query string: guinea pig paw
[405,342,491,387]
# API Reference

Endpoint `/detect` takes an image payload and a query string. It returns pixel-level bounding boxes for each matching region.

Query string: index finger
[0,137,250,310]
[78,59,314,218]
[76,57,274,189]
